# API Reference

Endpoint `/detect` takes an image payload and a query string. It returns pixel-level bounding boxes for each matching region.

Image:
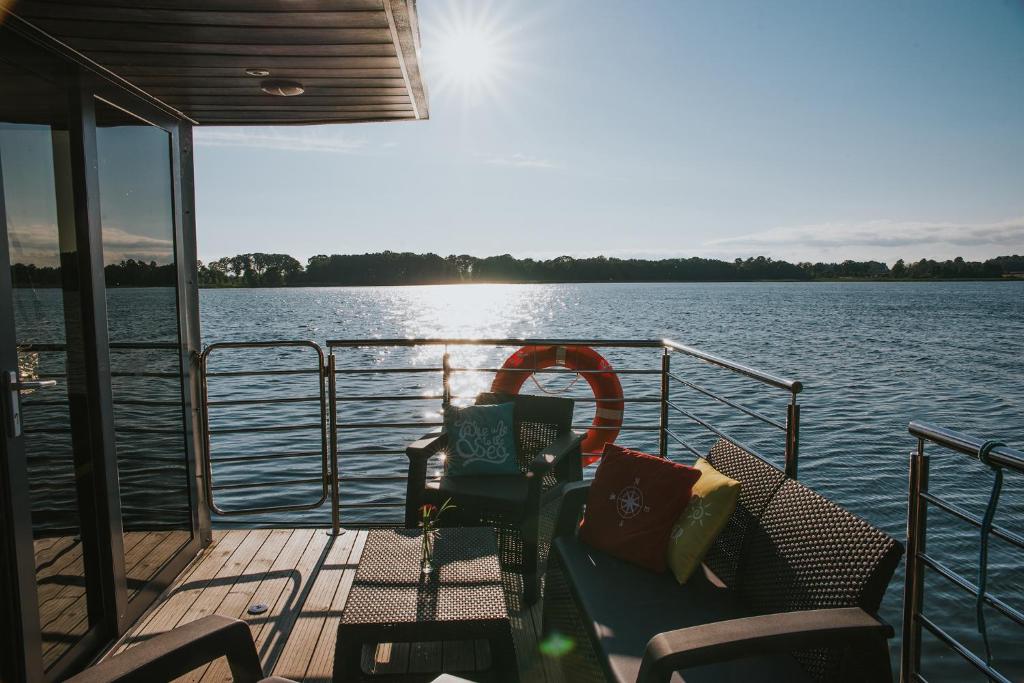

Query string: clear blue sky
[193,0,1024,266]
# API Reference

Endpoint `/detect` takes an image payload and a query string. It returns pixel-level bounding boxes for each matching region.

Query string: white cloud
[194,128,372,154]
[485,153,560,169]
[701,217,1024,263]
[101,226,174,265]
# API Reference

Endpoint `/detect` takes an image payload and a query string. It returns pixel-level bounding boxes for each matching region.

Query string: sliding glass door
[0,27,200,681]
[94,99,195,610]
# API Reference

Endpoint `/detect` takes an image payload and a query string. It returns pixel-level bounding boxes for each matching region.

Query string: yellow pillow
[666,457,740,583]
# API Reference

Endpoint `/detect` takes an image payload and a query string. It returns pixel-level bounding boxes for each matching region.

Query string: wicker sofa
[542,438,903,683]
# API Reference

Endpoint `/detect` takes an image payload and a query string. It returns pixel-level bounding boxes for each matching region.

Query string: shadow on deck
[111,528,557,682]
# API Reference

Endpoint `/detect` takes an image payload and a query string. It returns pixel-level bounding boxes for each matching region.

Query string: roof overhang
[5,0,429,126]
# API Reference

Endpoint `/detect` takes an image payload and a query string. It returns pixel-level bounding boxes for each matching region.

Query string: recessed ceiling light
[260,79,305,97]
[245,68,271,77]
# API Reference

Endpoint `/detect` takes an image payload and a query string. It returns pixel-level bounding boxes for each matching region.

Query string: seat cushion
[553,536,812,683]
[425,474,530,518]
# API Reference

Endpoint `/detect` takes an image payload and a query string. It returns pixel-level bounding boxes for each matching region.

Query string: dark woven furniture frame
[333,527,517,682]
[403,392,582,604]
[65,615,286,683]
[542,438,904,683]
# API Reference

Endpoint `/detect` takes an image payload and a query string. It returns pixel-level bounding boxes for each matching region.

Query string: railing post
[784,394,800,478]
[328,352,340,535]
[900,438,929,682]
[659,348,670,457]
[198,347,216,532]
[442,349,451,409]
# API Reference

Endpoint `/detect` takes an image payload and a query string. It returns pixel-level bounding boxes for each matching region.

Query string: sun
[424,2,515,104]
[437,26,498,88]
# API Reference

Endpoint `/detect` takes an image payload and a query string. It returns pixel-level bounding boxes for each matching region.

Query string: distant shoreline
[11,252,1023,288]
[193,276,1022,289]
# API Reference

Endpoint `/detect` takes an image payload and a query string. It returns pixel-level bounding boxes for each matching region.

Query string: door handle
[11,379,58,391]
[4,370,57,438]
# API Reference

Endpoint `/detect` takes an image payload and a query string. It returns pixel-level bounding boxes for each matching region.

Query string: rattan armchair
[404,392,582,604]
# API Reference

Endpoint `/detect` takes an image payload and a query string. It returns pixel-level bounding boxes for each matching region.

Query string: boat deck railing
[198,338,802,528]
[902,421,1024,683]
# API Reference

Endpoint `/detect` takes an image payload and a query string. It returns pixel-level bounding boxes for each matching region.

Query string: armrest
[66,615,264,683]
[637,607,893,683]
[406,431,447,462]
[551,480,591,539]
[530,431,584,475]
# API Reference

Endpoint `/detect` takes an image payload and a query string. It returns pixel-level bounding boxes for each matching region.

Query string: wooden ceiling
[8,0,429,126]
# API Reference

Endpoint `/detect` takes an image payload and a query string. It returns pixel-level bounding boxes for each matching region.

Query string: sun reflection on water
[384,283,570,407]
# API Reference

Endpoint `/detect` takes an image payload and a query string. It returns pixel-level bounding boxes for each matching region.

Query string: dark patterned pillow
[579,443,702,572]
[443,402,519,476]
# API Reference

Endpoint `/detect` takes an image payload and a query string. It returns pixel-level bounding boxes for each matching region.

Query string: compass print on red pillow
[609,477,651,526]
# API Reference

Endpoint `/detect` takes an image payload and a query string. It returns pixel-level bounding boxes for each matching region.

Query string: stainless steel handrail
[324,337,802,520]
[326,337,667,348]
[662,339,803,393]
[900,422,1022,683]
[29,336,801,528]
[909,421,1024,473]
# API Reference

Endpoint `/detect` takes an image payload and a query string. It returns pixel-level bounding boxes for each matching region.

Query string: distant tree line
[193,252,1024,287]
[11,252,1023,288]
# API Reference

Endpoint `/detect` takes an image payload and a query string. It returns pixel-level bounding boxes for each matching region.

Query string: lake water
[198,281,1023,680]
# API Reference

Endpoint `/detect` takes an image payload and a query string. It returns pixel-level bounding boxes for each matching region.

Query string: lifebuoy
[490,345,624,465]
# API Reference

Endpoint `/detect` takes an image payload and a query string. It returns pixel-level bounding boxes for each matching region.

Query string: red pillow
[578,443,702,572]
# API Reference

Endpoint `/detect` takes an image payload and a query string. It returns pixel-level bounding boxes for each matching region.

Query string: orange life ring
[490,345,624,465]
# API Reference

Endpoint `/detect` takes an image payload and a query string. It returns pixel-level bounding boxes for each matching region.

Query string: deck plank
[255,529,331,672]
[197,529,296,682]
[169,529,274,682]
[372,641,410,674]
[271,529,362,681]
[441,640,475,675]
[301,529,367,683]
[408,641,443,673]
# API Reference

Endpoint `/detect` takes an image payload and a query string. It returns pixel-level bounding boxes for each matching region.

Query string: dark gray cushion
[553,537,812,683]
[425,474,530,517]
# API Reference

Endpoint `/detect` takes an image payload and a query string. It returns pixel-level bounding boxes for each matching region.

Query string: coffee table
[333,527,518,682]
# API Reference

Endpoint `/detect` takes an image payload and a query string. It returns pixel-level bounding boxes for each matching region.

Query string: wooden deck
[113,528,557,682]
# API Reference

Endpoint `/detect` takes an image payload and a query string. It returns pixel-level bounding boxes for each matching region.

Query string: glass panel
[0,50,95,670]
[94,100,192,601]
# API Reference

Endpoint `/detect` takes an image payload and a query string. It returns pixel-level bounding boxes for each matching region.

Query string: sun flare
[426,3,514,103]
[437,27,499,88]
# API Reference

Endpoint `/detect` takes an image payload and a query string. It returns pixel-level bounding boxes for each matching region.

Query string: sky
[193,0,1024,266]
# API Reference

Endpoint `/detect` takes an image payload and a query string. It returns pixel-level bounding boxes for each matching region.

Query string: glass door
[93,98,195,610]
[0,38,114,679]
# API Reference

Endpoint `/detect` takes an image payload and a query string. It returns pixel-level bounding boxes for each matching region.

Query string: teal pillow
[443,402,519,476]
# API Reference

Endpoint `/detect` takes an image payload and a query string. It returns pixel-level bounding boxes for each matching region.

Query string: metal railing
[901,421,1024,683]
[199,341,335,528]
[660,339,802,477]
[195,337,802,528]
